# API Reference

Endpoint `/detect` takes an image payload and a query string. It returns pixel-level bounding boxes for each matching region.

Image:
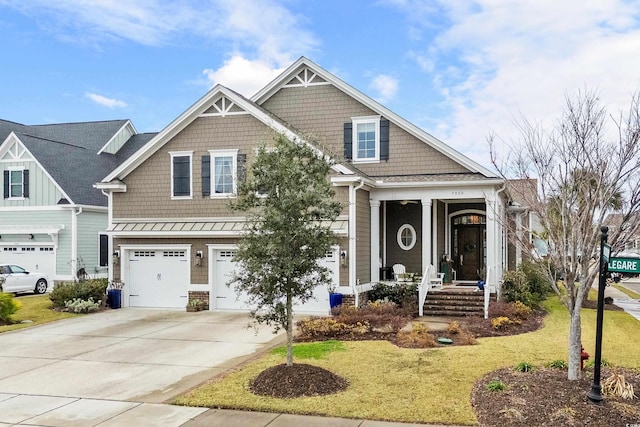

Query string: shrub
[64,298,100,314]
[514,362,535,372]
[491,316,515,329]
[50,279,108,309]
[486,380,506,392]
[367,282,417,311]
[585,358,611,369]
[502,260,551,307]
[0,292,21,323]
[602,371,637,399]
[447,321,461,334]
[396,322,437,348]
[296,317,367,338]
[547,359,568,369]
[332,301,411,332]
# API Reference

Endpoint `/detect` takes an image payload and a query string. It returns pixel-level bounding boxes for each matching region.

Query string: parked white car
[0,264,49,294]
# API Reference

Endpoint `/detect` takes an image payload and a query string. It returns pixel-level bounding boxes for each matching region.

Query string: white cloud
[85,92,127,109]
[370,74,399,103]
[202,56,285,97]
[390,0,640,167]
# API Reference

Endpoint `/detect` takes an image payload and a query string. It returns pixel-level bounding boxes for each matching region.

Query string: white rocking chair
[392,263,407,281]
[428,264,444,289]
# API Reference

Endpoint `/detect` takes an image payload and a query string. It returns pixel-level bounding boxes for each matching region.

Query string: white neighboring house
[0,119,153,284]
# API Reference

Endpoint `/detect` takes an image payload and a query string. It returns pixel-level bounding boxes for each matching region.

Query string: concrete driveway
[0,308,285,403]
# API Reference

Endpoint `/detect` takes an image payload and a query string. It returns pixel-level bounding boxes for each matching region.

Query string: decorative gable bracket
[200,95,248,118]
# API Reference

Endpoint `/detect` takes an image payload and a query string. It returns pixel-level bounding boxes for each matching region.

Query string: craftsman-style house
[97,57,510,313]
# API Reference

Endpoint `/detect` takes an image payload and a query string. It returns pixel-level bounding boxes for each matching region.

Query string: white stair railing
[484,265,493,319]
[418,265,431,317]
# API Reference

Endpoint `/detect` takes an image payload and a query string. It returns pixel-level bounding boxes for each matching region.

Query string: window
[352,116,380,162]
[344,117,389,162]
[170,152,192,199]
[99,234,108,267]
[209,149,238,197]
[3,168,29,199]
[397,224,417,251]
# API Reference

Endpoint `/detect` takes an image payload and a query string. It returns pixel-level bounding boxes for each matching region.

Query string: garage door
[0,246,56,279]
[293,250,338,315]
[212,248,338,314]
[128,249,189,308]
[213,249,252,310]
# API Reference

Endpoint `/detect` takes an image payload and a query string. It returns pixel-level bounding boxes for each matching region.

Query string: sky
[1,0,639,168]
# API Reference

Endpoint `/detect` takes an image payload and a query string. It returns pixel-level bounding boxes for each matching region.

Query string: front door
[452,213,486,281]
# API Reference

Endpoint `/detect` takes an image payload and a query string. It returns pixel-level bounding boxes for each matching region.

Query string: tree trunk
[286,290,293,367]
[567,307,583,380]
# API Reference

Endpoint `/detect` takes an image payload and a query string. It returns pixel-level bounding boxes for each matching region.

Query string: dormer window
[344,117,389,163]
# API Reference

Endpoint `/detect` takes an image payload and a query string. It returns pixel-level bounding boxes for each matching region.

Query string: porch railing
[418,265,432,317]
[484,265,493,319]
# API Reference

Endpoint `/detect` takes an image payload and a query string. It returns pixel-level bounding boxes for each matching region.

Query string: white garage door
[213,249,252,310]
[128,249,189,308]
[212,248,338,314]
[0,246,56,279]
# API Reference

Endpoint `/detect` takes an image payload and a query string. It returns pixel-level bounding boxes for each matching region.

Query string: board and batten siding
[0,161,65,207]
[77,210,108,276]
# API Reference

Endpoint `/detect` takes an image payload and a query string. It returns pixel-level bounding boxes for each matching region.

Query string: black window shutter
[380,119,389,161]
[3,170,8,199]
[23,169,29,197]
[201,155,210,197]
[99,234,108,267]
[237,154,247,187]
[173,156,190,196]
[343,122,353,160]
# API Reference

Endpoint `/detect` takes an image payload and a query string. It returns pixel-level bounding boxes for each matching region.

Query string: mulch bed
[471,366,640,426]
[250,363,349,398]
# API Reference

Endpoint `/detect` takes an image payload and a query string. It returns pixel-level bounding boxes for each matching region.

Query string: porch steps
[422,289,497,317]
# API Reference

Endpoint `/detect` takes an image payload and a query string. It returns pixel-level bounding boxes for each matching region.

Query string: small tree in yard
[230,133,342,367]
[491,90,640,380]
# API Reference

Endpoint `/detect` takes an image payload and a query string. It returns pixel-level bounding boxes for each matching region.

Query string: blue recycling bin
[329,293,343,309]
[108,289,122,309]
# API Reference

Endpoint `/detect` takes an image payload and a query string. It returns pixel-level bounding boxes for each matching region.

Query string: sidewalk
[607,279,640,321]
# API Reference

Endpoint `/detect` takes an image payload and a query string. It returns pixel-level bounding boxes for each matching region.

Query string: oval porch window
[397,224,416,251]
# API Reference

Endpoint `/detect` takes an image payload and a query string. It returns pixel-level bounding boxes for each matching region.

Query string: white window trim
[397,224,417,251]
[169,151,193,200]
[209,149,238,198]
[352,115,381,163]
[7,166,25,200]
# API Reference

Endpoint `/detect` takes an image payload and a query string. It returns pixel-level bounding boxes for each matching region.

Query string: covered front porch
[368,182,507,294]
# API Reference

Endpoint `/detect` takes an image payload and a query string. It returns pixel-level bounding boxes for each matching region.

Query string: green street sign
[608,257,640,274]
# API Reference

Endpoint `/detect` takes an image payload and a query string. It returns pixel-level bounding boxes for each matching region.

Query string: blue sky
[1,0,639,165]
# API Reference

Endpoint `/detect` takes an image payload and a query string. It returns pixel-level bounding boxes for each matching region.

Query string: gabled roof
[102,85,353,183]
[253,57,498,178]
[0,120,153,206]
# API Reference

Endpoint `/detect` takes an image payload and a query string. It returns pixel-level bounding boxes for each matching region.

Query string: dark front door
[454,226,483,280]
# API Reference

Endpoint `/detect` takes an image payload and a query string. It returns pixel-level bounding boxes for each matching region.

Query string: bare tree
[491,89,640,380]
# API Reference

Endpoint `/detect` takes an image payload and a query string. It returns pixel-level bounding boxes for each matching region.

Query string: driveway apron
[0,309,285,403]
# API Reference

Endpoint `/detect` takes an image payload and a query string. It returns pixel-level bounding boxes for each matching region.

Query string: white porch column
[485,196,497,291]
[421,198,432,273]
[370,199,381,282]
[515,212,523,267]
[432,200,438,266]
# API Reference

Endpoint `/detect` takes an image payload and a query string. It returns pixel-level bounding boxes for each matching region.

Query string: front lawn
[175,297,640,425]
[0,294,79,333]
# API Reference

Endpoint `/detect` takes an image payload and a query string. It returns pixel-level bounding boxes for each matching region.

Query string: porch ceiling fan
[399,200,419,205]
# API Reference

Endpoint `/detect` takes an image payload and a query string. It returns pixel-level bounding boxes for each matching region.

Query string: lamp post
[587,226,609,404]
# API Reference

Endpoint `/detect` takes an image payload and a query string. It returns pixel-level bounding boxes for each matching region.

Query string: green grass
[270,340,347,359]
[0,294,80,333]
[175,296,640,425]
[613,283,640,299]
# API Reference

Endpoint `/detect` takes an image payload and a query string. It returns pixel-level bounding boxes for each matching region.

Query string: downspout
[349,178,365,307]
[71,206,83,281]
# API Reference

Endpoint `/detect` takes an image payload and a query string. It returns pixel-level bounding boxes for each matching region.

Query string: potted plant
[186,299,205,312]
